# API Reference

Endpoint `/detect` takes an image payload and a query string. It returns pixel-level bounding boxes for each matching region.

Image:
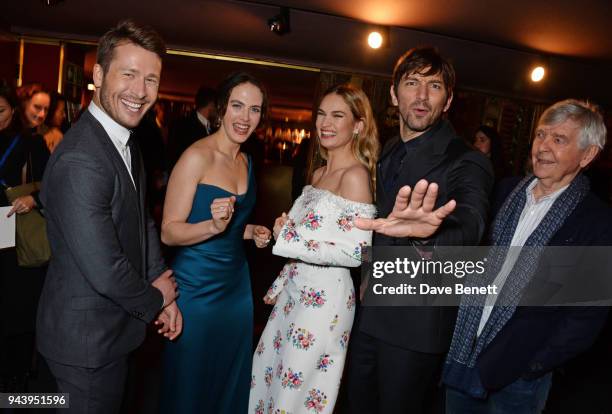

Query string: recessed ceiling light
[368,31,383,49]
[531,66,545,82]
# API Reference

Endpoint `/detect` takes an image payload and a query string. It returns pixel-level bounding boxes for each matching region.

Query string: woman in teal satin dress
[159,72,272,413]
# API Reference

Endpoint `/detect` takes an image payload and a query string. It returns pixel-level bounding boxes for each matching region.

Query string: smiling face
[93,42,161,129]
[531,118,599,192]
[221,82,263,144]
[0,96,14,131]
[390,68,452,141]
[316,93,362,152]
[23,92,50,128]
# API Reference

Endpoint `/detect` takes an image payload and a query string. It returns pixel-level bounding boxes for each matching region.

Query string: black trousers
[346,329,445,414]
[45,356,128,414]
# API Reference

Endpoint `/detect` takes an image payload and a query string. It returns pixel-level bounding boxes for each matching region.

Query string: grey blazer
[37,110,165,368]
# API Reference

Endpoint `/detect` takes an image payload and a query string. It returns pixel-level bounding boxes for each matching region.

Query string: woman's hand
[7,195,36,217]
[210,196,235,234]
[263,295,277,305]
[253,225,272,248]
[154,301,183,341]
[272,212,288,240]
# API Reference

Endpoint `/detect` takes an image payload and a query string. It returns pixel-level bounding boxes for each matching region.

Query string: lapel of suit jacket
[131,140,148,275]
[85,111,145,257]
[384,120,455,213]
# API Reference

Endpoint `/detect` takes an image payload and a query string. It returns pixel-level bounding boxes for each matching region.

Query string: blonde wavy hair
[314,84,380,193]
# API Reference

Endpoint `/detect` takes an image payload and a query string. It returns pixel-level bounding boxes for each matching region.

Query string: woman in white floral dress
[249,84,379,414]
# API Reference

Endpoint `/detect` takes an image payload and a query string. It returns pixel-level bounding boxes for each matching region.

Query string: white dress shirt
[477,179,569,335]
[88,101,136,188]
[196,111,211,134]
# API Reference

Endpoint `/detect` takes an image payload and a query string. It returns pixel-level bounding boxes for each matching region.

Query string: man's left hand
[355,179,456,238]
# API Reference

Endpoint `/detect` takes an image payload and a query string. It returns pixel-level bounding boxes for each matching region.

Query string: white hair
[539,99,606,150]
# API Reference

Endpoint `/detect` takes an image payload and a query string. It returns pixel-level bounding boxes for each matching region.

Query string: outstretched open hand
[354,179,456,238]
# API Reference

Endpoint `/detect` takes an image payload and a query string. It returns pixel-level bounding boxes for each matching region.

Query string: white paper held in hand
[0,207,16,249]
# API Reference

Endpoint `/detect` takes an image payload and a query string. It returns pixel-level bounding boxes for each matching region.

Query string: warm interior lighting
[368,31,383,49]
[531,66,545,82]
[268,6,291,36]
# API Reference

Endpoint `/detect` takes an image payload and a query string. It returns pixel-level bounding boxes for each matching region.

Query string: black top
[382,122,437,194]
[0,126,50,206]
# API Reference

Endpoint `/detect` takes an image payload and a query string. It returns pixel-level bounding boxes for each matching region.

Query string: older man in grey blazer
[37,20,180,413]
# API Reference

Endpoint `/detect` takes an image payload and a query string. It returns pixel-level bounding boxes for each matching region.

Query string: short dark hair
[46,92,67,127]
[195,86,216,109]
[96,19,166,73]
[475,124,505,169]
[0,80,17,108]
[392,46,455,98]
[216,72,268,126]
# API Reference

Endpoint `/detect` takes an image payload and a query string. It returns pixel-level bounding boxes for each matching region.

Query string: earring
[352,131,359,140]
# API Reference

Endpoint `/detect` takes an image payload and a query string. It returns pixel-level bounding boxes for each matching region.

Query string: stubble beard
[98,82,145,129]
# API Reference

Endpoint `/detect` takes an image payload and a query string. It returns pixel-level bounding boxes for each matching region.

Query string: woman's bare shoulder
[311,165,325,185]
[338,164,372,204]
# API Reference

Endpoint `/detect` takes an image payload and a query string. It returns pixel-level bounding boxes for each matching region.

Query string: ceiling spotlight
[368,31,383,49]
[531,66,545,82]
[268,7,291,36]
[41,0,64,5]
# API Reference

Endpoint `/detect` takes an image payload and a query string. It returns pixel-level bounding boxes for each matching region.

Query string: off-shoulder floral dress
[249,185,376,414]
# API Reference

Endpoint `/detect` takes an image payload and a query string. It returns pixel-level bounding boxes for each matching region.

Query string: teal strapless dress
[160,157,255,414]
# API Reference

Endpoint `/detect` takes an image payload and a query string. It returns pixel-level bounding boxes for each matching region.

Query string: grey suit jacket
[37,110,165,368]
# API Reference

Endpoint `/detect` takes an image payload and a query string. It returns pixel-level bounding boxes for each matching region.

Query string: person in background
[12,83,51,215]
[160,72,271,414]
[0,81,49,392]
[42,92,67,153]
[169,85,217,167]
[473,124,507,181]
[16,83,50,136]
[132,101,169,226]
[290,136,312,201]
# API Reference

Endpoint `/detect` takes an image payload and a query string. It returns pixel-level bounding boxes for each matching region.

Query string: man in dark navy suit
[169,85,216,167]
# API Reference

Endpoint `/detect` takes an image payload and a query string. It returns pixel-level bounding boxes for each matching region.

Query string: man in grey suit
[38,20,181,413]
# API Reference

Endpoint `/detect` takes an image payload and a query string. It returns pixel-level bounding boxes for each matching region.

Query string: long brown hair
[315,83,380,193]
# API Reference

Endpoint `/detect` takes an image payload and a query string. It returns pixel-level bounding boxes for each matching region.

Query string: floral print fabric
[249,186,375,413]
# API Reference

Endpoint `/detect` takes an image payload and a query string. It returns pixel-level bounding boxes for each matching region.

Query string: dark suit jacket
[358,119,494,353]
[169,111,209,168]
[37,110,165,368]
[476,177,612,390]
